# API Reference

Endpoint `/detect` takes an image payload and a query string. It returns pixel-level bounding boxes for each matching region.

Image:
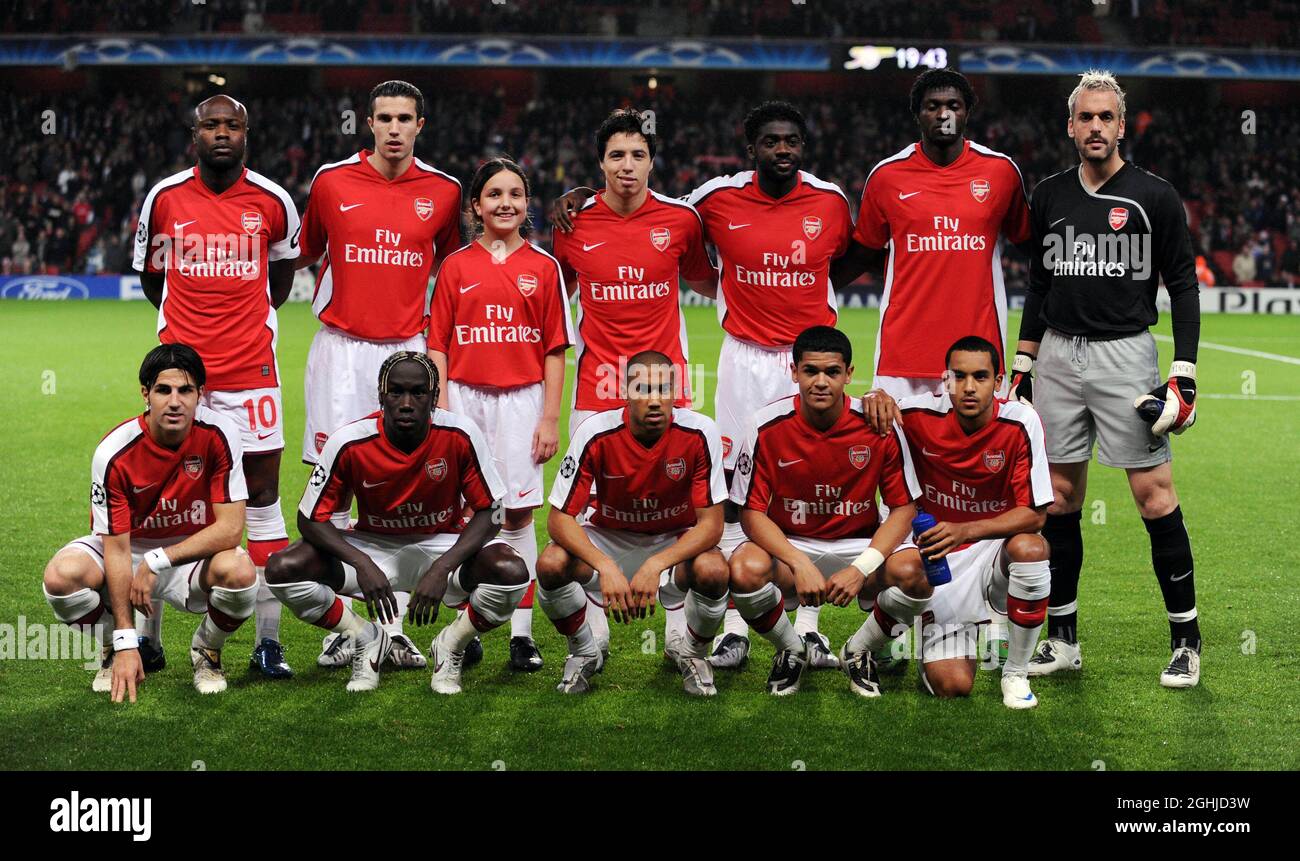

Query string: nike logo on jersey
[459,283,480,294]
[602,473,625,480]
[898,191,921,200]
[777,459,803,468]
[172,220,196,231]
[728,223,751,230]
[132,483,157,493]
[582,242,606,252]
[517,489,536,498]
[339,203,365,212]
[1050,217,1067,228]
[256,432,275,440]
[921,447,939,457]
[361,479,388,488]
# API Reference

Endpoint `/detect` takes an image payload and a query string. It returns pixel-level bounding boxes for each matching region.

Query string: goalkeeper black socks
[1042,510,1084,644]
[1144,506,1201,653]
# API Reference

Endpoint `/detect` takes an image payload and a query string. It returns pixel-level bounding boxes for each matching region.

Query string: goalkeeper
[1008,70,1202,689]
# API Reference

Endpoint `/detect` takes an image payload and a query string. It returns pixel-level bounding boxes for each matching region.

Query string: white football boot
[1027,638,1081,676]
[190,646,227,694]
[1160,646,1200,689]
[92,645,114,693]
[679,656,717,697]
[387,632,428,670]
[318,632,354,668]
[1000,672,1038,709]
[346,625,392,693]
[428,628,466,695]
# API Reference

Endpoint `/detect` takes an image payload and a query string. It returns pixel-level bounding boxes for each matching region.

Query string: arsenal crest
[802,216,822,240]
[426,458,447,481]
[314,432,328,454]
[721,436,733,460]
[183,455,204,480]
[1108,207,1129,230]
[983,449,1006,473]
[517,273,538,297]
[665,458,686,481]
[970,179,990,203]
[650,227,671,252]
[849,445,870,470]
[241,211,262,235]
[414,197,434,222]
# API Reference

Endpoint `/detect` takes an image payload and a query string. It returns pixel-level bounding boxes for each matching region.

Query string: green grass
[2,301,1297,770]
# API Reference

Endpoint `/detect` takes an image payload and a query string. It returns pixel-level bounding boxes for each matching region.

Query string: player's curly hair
[466,157,533,237]
[909,68,977,117]
[377,351,439,403]
[596,108,656,162]
[139,343,205,390]
[743,101,808,145]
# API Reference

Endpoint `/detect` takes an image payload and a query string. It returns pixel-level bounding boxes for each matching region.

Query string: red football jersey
[551,191,715,412]
[300,409,503,536]
[549,407,727,535]
[427,241,574,388]
[91,406,247,540]
[686,171,853,346]
[132,167,299,390]
[854,140,1031,379]
[730,395,919,540]
[300,151,462,341]
[898,394,1052,549]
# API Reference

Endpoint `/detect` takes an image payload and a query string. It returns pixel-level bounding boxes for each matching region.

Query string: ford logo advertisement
[0,275,142,300]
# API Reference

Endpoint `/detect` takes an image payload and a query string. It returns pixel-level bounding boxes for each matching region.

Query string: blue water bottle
[911,511,952,586]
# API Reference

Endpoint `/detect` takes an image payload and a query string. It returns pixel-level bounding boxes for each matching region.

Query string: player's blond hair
[1068,70,1126,119]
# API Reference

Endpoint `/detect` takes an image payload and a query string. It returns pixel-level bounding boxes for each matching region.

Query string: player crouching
[863,336,1054,708]
[729,326,931,697]
[537,351,729,695]
[42,345,257,701]
[266,352,528,693]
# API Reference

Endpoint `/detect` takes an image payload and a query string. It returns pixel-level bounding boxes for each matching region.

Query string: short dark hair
[744,100,808,145]
[468,157,532,235]
[378,351,438,400]
[139,343,205,390]
[625,349,674,382]
[944,335,1001,374]
[596,108,655,162]
[368,80,424,119]
[909,68,977,117]
[792,326,852,367]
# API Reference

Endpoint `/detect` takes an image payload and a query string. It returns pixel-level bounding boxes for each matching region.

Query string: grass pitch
[1,301,1297,770]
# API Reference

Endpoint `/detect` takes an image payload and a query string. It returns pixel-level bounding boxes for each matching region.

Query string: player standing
[133,94,298,679]
[863,336,1054,707]
[728,326,930,696]
[297,80,463,670]
[266,352,529,694]
[537,352,729,696]
[42,345,257,700]
[551,102,855,671]
[1011,71,1203,687]
[427,157,574,672]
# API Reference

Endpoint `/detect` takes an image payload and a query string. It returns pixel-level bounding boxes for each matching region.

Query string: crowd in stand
[3,0,1296,48]
[2,87,1297,288]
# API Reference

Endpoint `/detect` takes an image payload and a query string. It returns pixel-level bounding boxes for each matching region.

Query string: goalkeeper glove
[1134,360,1197,435]
[1009,352,1035,406]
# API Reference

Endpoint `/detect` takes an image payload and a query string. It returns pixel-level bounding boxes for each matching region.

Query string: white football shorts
[62,535,214,615]
[449,381,545,510]
[335,529,508,611]
[716,334,797,471]
[920,537,1005,663]
[202,386,284,455]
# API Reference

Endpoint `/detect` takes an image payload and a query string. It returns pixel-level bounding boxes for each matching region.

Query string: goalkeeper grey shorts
[1035,328,1171,469]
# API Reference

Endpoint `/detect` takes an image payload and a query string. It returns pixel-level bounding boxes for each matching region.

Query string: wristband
[1169,360,1196,381]
[850,547,885,578]
[143,547,172,574]
[113,629,139,651]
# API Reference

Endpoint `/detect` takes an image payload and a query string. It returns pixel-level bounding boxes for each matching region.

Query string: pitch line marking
[1152,334,1300,366]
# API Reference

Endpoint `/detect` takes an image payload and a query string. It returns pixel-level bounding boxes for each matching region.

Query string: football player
[537,351,729,696]
[265,352,528,694]
[729,326,930,696]
[42,344,256,700]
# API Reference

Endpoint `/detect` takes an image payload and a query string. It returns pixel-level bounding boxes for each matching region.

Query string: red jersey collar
[190,165,248,197]
[913,139,970,170]
[358,149,422,184]
[793,394,854,436]
[751,170,803,203]
[595,188,654,220]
